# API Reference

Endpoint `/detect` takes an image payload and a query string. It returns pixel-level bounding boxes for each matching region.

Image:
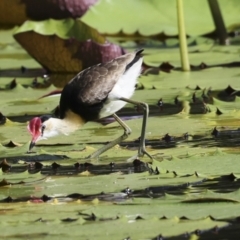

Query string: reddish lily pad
[22,0,99,20]
[0,0,98,28]
[14,19,123,72]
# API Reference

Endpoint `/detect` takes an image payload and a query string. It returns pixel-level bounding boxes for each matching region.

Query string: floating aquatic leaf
[0,0,98,27]
[2,23,240,239]
[14,19,123,72]
[82,0,240,36]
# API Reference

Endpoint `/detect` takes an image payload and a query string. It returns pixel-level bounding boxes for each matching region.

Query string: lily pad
[14,19,123,72]
[2,24,240,239]
[82,0,240,36]
[0,0,98,28]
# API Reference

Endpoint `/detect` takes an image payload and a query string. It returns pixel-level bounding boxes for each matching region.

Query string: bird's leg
[120,97,152,161]
[86,98,152,161]
[86,113,131,159]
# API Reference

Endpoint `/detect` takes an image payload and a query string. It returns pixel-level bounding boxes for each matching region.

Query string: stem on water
[176,0,190,71]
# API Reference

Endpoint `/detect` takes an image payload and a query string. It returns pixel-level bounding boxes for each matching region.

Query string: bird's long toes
[144,151,153,160]
[138,148,153,160]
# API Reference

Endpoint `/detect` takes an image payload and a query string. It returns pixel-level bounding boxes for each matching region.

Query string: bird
[27,49,152,160]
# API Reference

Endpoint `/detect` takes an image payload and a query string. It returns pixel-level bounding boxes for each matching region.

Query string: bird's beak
[28,132,41,152]
[29,140,35,151]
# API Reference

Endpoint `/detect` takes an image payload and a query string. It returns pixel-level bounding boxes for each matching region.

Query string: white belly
[99,58,142,119]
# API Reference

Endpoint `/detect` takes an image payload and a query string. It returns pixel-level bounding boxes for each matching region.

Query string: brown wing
[76,61,123,104]
[59,50,143,120]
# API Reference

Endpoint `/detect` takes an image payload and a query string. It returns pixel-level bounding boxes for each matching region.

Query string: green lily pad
[2,23,240,239]
[82,0,240,36]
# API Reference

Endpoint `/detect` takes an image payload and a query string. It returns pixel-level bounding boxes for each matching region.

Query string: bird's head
[27,116,59,151]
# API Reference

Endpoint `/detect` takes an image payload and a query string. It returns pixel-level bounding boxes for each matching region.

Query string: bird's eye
[41,125,46,136]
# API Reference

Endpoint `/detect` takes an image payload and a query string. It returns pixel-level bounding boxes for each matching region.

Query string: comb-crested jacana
[27,49,152,160]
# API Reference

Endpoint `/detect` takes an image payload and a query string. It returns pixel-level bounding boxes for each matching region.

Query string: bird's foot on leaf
[138,146,153,159]
[126,148,153,162]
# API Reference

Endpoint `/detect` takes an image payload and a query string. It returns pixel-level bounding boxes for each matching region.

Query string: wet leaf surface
[2,27,240,239]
